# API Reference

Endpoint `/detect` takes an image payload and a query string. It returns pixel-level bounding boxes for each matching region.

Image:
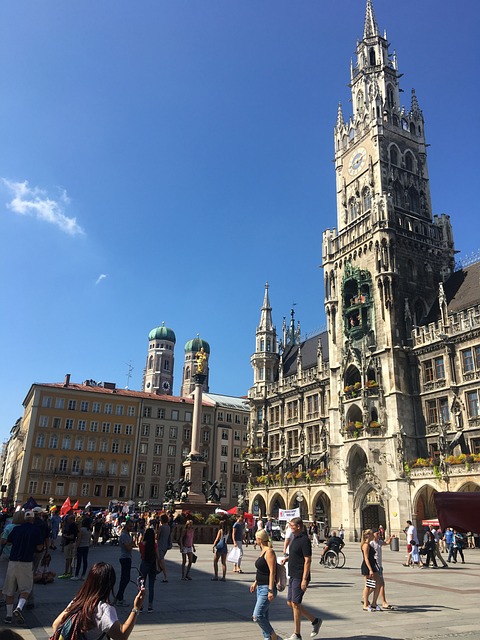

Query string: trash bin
[390,537,399,552]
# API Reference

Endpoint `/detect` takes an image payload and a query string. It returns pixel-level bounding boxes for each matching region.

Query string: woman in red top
[180,520,196,581]
[138,529,160,612]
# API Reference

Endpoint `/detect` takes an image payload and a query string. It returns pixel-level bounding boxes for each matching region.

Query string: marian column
[182,348,208,503]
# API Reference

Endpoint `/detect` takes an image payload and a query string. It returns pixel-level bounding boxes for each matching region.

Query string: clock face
[348,147,367,176]
[162,381,170,391]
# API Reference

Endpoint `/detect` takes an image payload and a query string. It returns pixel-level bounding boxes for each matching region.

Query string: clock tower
[322,0,456,503]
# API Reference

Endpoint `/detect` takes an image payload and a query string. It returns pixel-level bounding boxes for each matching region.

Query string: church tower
[322,1,456,485]
[142,323,176,394]
[250,283,279,446]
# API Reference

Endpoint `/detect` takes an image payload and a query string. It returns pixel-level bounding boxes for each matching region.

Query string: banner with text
[278,508,300,521]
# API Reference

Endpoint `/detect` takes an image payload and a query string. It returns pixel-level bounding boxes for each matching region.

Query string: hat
[24,510,35,519]
[32,506,43,513]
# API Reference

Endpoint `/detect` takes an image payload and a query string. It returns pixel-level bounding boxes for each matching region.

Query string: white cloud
[95,274,108,285]
[2,178,84,236]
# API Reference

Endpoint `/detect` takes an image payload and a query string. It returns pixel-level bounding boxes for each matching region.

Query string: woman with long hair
[52,562,144,640]
[180,520,196,581]
[360,529,380,612]
[249,528,281,640]
[211,519,229,581]
[138,528,160,612]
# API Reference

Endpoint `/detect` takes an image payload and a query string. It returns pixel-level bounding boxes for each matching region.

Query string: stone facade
[245,1,480,540]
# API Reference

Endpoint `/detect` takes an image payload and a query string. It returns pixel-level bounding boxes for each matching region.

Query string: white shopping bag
[227,547,241,563]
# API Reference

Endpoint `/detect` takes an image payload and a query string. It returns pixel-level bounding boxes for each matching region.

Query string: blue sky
[1,1,479,441]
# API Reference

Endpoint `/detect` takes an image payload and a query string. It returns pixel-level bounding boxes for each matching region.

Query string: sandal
[363,606,376,612]
[382,604,397,610]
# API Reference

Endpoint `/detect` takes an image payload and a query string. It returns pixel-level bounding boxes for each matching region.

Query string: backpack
[49,612,86,640]
[50,611,105,640]
[275,562,287,592]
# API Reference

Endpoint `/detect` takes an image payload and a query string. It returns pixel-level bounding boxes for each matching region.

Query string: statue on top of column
[196,348,208,374]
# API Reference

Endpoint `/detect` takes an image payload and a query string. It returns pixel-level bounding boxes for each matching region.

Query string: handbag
[227,546,241,563]
[366,578,376,589]
[192,553,197,564]
[215,537,227,553]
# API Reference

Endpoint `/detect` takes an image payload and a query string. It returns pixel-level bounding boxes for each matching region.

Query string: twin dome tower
[142,322,210,397]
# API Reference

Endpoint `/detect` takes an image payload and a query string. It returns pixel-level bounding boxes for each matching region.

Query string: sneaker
[13,608,25,625]
[58,574,71,579]
[147,606,153,612]
[71,576,81,581]
[3,616,12,625]
[311,619,323,637]
[285,635,302,640]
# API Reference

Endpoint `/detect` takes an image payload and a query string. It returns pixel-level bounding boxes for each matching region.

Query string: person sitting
[319,531,344,564]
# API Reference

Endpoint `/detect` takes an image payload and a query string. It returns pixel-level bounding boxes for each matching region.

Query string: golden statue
[196,347,207,373]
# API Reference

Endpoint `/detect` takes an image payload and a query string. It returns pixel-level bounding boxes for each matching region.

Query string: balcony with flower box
[241,446,268,462]
[405,454,480,479]
[250,467,329,489]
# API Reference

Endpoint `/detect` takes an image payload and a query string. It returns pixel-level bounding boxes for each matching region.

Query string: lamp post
[296,490,304,519]
[380,487,392,534]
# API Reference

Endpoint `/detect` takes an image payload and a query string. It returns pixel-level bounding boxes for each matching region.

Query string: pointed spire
[363,0,379,39]
[336,102,344,128]
[411,88,420,115]
[258,282,273,332]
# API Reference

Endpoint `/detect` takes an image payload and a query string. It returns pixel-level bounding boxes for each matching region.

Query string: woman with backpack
[51,562,144,640]
[249,528,281,640]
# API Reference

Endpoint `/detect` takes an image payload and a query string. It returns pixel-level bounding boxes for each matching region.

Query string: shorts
[64,544,76,560]
[3,561,34,596]
[181,546,193,554]
[407,544,412,553]
[287,577,306,604]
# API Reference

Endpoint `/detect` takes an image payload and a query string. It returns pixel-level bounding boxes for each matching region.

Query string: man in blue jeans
[283,517,322,640]
[115,519,134,606]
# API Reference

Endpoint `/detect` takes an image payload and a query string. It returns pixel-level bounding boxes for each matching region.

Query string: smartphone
[137,577,145,590]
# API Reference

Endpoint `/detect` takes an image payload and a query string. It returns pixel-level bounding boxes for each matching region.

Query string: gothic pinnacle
[411,88,420,115]
[364,0,379,39]
[336,102,344,128]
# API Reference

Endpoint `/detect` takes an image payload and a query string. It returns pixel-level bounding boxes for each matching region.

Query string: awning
[433,492,480,533]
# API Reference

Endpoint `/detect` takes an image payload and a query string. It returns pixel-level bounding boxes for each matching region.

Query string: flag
[85,502,92,510]
[22,496,40,511]
[60,497,71,516]
[73,500,80,511]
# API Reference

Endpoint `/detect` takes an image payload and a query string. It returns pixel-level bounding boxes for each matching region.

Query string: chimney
[64,373,71,387]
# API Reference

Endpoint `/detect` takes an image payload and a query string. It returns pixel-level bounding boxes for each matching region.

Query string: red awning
[433,492,480,533]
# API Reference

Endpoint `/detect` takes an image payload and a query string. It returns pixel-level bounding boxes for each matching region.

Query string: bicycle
[322,549,346,568]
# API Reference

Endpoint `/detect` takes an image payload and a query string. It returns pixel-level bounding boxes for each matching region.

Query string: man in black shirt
[283,517,322,640]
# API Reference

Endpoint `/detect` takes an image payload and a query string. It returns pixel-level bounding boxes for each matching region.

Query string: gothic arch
[311,490,331,525]
[268,492,286,517]
[249,492,267,519]
[389,144,400,166]
[347,444,368,492]
[457,482,480,492]
[412,484,438,529]
[344,364,361,387]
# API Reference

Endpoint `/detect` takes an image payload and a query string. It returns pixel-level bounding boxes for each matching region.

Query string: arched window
[260,339,265,350]
[392,114,399,126]
[97,459,106,473]
[185,366,190,380]
[369,48,376,66]
[408,187,419,212]
[390,146,398,165]
[349,198,358,222]
[393,181,403,207]
[405,152,414,172]
[410,122,415,135]
[387,85,395,109]
[362,187,372,212]
[85,458,93,474]
[349,128,355,141]
[148,356,153,369]
[163,359,169,371]
[357,91,364,116]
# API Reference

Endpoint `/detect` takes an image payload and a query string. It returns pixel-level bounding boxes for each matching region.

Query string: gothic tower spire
[363,0,379,39]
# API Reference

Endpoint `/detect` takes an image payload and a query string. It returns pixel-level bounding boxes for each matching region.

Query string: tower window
[349,198,358,222]
[390,146,398,165]
[362,188,372,212]
[387,85,394,109]
[369,48,376,66]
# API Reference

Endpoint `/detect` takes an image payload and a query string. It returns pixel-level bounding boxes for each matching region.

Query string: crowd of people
[0,507,476,640]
